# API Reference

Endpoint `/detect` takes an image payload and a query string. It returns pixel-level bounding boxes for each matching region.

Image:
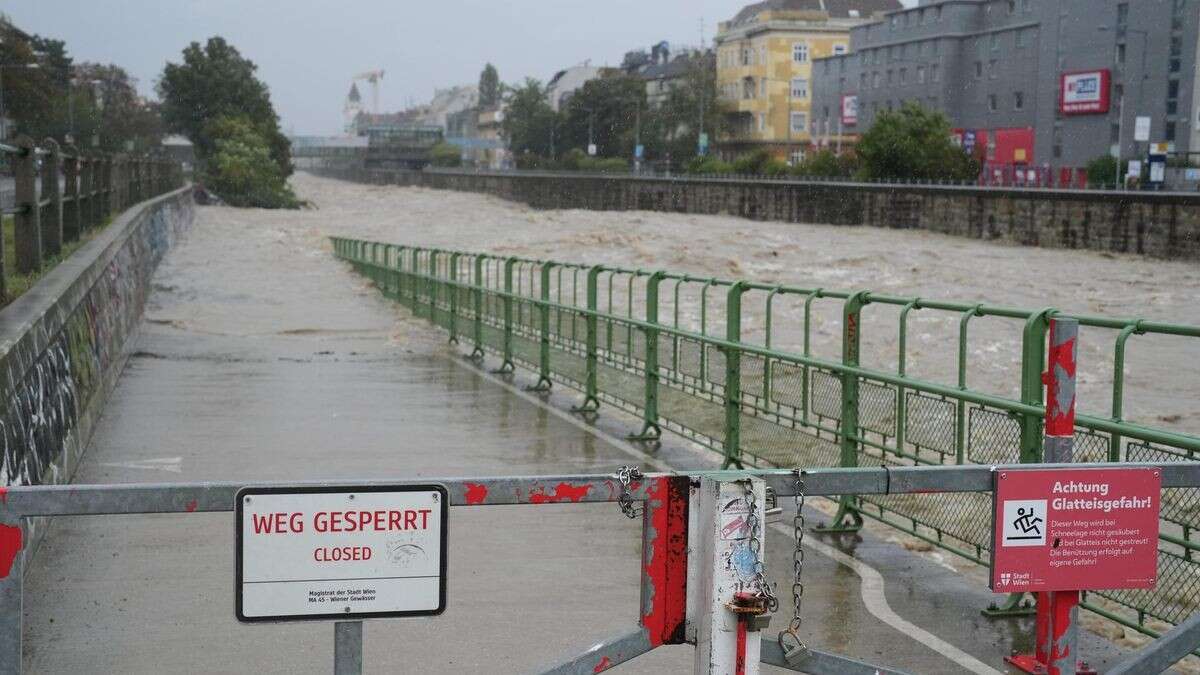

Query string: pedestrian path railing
[3,464,1199,674]
[0,136,183,302]
[331,236,1200,638]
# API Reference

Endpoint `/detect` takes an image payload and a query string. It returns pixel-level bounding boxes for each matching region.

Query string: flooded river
[274,172,1199,439]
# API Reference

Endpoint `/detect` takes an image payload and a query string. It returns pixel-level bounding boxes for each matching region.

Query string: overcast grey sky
[3,0,915,135]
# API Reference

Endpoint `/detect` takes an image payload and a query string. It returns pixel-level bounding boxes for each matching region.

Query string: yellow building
[714,0,898,163]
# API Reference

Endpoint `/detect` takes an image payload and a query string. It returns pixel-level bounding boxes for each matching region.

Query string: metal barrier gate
[330,237,1200,637]
[3,463,1200,674]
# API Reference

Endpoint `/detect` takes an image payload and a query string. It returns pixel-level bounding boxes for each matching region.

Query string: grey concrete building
[811,0,1200,171]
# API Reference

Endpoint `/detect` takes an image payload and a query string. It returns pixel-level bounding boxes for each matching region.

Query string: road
[19,175,1151,673]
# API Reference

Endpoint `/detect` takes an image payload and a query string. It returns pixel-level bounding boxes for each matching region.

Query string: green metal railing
[331,236,1200,637]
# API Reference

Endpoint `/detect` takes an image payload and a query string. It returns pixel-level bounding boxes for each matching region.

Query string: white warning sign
[236,485,447,622]
[1001,499,1047,547]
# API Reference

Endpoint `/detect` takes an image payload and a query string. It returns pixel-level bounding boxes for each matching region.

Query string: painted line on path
[447,354,1002,675]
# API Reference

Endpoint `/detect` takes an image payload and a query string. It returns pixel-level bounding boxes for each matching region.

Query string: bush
[685,155,733,175]
[560,148,588,171]
[578,157,628,173]
[731,149,776,176]
[202,116,299,209]
[429,142,462,167]
[1085,155,1120,187]
[792,149,858,178]
[856,102,979,182]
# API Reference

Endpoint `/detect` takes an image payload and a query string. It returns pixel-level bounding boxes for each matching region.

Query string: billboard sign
[841,94,858,126]
[236,484,448,622]
[1060,70,1110,115]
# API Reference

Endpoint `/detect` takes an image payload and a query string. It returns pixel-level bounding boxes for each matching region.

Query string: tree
[429,142,462,167]
[158,36,291,176]
[649,53,730,166]
[560,74,646,158]
[201,116,298,209]
[73,63,164,152]
[855,102,979,181]
[478,63,500,108]
[1085,155,1121,187]
[501,78,557,158]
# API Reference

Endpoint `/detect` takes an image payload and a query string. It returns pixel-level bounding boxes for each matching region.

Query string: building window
[1167,100,1178,115]
[760,78,767,97]
[793,42,808,63]
[743,78,755,99]
[790,149,805,165]
[873,72,881,88]
[1117,43,1126,64]
[919,8,927,23]
[900,68,907,84]
[891,15,899,28]
[935,6,942,20]
[1166,120,1176,141]
[1168,80,1180,99]
[860,73,868,89]
[757,113,766,132]
[741,47,752,66]
[988,94,998,111]
[1116,3,1128,26]
[887,69,894,85]
[791,77,808,99]
[790,112,807,133]
[974,61,983,78]
[1016,30,1026,48]
[931,64,940,82]
[833,44,848,55]
[860,52,869,66]
[989,60,998,79]
[931,40,940,56]
[1014,91,1024,109]
[917,66,926,83]
[1008,0,1016,14]
[990,33,999,50]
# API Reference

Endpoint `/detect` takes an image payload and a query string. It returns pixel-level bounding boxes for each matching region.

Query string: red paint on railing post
[1008,316,1095,675]
[640,475,689,647]
[0,524,22,578]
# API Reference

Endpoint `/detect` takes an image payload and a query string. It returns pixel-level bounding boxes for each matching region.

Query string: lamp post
[0,62,40,143]
[1098,25,1149,166]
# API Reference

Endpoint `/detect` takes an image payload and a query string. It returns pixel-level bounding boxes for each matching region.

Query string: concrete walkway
[19,201,1130,674]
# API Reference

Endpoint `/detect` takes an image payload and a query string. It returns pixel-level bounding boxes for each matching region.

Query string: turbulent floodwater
[243,172,1200,437]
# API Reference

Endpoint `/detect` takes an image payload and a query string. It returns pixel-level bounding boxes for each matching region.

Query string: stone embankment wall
[0,187,194,496]
[315,167,1200,260]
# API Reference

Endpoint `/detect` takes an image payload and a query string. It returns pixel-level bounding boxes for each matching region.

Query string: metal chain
[779,469,808,656]
[742,479,779,612]
[615,465,643,519]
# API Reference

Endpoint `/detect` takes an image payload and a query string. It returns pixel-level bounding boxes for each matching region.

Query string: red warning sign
[991,467,1160,593]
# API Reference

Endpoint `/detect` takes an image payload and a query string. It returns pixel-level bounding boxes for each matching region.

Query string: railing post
[78,154,93,231]
[722,281,748,469]
[572,265,603,413]
[40,138,63,256]
[470,255,486,359]
[498,257,516,373]
[529,261,555,391]
[448,252,461,344]
[100,155,112,219]
[817,290,869,531]
[427,250,440,324]
[62,145,80,242]
[1019,309,1055,463]
[13,136,43,274]
[632,271,666,441]
[409,249,420,311]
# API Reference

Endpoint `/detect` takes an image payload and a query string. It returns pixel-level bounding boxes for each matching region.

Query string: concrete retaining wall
[315,167,1200,259]
[0,186,194,500]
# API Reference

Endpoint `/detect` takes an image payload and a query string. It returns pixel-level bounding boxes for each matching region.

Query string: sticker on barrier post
[991,468,1159,593]
[236,485,448,622]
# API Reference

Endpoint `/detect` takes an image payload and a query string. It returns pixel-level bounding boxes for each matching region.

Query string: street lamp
[0,62,40,143]
[1098,25,1149,165]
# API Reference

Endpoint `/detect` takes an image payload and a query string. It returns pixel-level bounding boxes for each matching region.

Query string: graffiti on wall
[0,194,194,488]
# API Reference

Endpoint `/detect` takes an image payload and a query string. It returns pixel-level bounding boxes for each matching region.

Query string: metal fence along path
[330,236,1200,638]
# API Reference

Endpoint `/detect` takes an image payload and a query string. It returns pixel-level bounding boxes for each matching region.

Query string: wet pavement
[19,183,1142,673]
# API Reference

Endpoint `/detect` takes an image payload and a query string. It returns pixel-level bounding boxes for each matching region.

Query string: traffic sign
[990,468,1159,593]
[236,485,448,622]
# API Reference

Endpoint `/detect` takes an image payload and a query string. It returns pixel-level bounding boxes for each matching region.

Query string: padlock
[725,591,769,615]
[744,613,773,632]
[779,631,811,666]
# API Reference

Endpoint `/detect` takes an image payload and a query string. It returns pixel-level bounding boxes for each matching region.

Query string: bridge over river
[15,173,1200,673]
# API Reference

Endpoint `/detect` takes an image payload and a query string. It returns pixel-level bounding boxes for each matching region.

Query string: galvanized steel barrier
[0,135,183,302]
[3,463,1200,674]
[331,236,1200,638]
